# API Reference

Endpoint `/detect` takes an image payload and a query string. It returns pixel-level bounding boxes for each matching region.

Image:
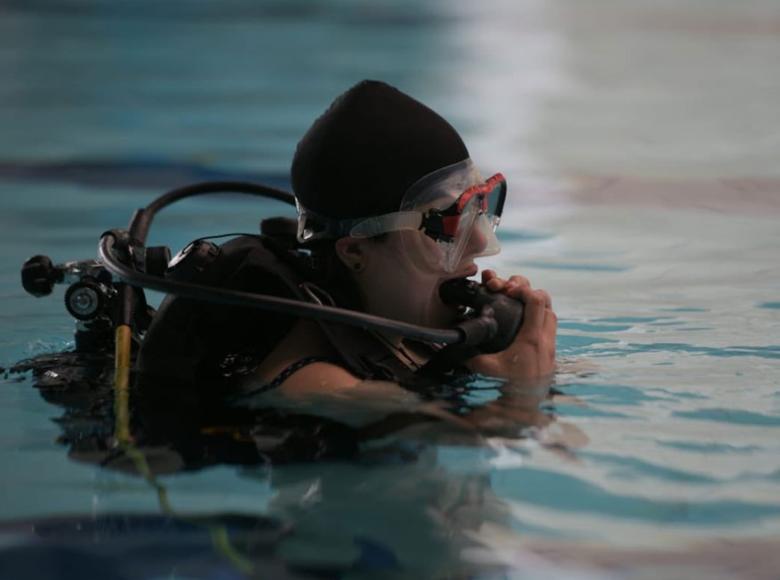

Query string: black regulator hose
[98,232,465,345]
[113,182,296,328]
[103,180,526,363]
[129,181,296,246]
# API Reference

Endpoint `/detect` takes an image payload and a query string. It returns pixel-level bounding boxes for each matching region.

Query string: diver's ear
[334,237,368,271]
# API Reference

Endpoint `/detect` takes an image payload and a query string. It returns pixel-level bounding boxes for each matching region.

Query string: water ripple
[496,229,556,243]
[551,403,633,419]
[557,335,619,354]
[565,383,667,406]
[558,322,632,333]
[580,451,717,484]
[593,316,669,324]
[658,440,762,454]
[594,342,780,360]
[672,408,780,427]
[524,262,631,273]
[495,467,780,525]
[0,158,290,191]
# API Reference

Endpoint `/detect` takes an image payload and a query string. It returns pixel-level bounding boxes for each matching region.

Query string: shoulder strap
[260,231,454,388]
[139,227,447,389]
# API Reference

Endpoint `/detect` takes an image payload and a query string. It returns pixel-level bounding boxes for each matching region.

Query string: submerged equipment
[20,180,524,384]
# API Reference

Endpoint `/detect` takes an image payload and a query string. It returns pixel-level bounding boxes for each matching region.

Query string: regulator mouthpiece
[439,278,524,353]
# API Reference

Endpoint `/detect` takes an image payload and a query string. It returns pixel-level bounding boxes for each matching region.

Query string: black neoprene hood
[291,80,470,219]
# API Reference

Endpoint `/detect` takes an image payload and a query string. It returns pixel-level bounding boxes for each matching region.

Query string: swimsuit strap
[240,356,339,397]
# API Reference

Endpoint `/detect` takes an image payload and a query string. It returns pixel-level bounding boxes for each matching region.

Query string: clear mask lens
[439,201,502,272]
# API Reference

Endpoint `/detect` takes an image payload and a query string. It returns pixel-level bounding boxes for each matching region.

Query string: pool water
[1,1,779,578]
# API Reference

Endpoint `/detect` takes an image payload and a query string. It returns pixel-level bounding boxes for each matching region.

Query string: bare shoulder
[254,320,348,390]
[251,319,414,402]
[276,361,361,396]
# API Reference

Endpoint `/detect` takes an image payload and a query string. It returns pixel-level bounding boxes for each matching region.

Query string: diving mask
[297,158,506,273]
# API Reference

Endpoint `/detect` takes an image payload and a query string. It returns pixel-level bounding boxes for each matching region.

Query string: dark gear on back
[140,81,478,391]
[137,223,440,391]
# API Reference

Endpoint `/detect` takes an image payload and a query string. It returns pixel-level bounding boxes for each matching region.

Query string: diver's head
[292,80,469,220]
[291,80,505,326]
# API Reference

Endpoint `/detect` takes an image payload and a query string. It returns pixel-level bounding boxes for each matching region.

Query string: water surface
[1,1,779,578]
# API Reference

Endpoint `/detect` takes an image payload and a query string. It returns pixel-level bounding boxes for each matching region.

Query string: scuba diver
[135,79,559,433]
[241,80,556,405]
[18,79,560,446]
[145,79,557,407]
[6,81,570,579]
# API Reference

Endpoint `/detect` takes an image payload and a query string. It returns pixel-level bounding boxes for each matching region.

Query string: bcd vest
[137,219,446,391]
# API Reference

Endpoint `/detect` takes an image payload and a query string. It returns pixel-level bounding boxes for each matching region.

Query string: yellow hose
[113,324,133,445]
[111,323,255,575]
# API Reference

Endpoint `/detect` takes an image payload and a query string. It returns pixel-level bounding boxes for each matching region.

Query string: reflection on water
[4,347,581,577]
[1,0,780,578]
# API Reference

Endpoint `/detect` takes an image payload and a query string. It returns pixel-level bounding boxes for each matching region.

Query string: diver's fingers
[503,275,531,299]
[483,271,534,296]
[516,287,549,333]
[507,275,531,287]
[481,269,499,287]
[483,269,506,292]
[481,269,498,283]
[520,289,552,312]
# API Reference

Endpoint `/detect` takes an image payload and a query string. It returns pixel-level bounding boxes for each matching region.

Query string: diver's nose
[466,224,488,256]
[464,215,498,258]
